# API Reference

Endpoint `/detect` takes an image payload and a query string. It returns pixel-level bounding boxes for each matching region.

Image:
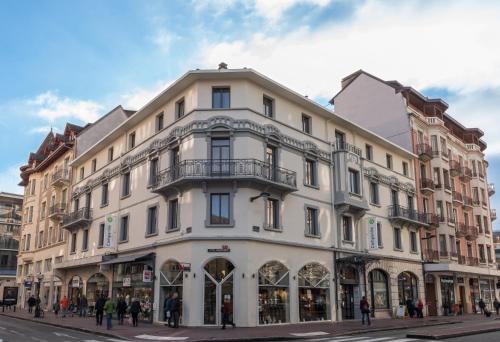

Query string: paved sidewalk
[0,308,490,341]
[407,316,500,340]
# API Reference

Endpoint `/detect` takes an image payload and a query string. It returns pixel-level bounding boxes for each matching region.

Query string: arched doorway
[298,263,330,321]
[258,261,289,324]
[369,269,389,312]
[398,271,418,305]
[339,266,358,320]
[425,274,437,316]
[68,275,83,308]
[86,273,109,310]
[203,258,234,325]
[159,260,183,322]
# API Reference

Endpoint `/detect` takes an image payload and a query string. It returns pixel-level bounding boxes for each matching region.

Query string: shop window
[258,261,290,324]
[160,260,184,323]
[398,271,418,305]
[369,269,389,309]
[298,263,330,321]
[86,273,109,308]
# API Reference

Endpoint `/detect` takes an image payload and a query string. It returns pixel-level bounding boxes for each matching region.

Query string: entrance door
[341,284,355,319]
[425,282,437,316]
[203,258,235,325]
[459,286,466,314]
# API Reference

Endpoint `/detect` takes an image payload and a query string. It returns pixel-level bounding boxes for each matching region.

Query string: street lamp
[250,192,271,202]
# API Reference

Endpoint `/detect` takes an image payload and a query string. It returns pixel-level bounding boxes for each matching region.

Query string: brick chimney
[218,62,228,70]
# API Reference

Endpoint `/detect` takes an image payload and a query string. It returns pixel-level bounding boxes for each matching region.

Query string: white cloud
[152,29,180,52]
[28,126,59,135]
[251,0,331,22]
[120,80,174,110]
[28,91,102,123]
[191,0,237,16]
[0,164,23,195]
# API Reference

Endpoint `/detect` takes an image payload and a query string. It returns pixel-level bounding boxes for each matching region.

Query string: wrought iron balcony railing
[460,166,472,182]
[420,178,435,194]
[62,207,92,230]
[457,255,466,264]
[467,256,479,266]
[388,205,431,227]
[48,203,66,220]
[465,226,479,240]
[416,143,433,161]
[488,183,495,196]
[51,168,70,186]
[334,141,362,156]
[152,159,297,193]
[449,160,460,177]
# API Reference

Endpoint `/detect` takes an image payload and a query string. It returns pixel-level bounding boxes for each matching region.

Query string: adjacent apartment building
[0,192,23,302]
[332,70,500,315]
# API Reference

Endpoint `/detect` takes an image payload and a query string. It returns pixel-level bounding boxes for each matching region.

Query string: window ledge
[349,192,362,198]
[145,232,158,238]
[410,251,419,255]
[370,202,381,208]
[118,239,129,244]
[166,227,181,234]
[264,226,283,232]
[305,233,321,239]
[100,203,109,208]
[394,248,403,252]
[205,224,235,228]
[120,194,131,200]
[342,240,355,245]
[303,183,320,190]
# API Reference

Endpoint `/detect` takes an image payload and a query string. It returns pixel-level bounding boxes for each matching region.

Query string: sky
[0,0,499,229]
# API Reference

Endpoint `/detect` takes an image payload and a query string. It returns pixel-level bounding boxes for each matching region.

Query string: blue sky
[1,0,499,229]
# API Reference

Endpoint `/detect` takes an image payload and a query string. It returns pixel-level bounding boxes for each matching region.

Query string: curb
[407,325,500,340]
[0,312,130,341]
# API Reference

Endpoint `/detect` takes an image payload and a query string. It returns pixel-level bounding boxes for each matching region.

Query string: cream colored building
[31,64,426,327]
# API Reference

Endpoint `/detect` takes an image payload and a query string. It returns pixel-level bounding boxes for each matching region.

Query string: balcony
[441,149,449,159]
[447,216,455,225]
[491,209,497,221]
[48,203,66,221]
[425,213,440,228]
[488,183,495,196]
[439,250,449,258]
[462,196,473,209]
[455,222,467,237]
[467,257,479,266]
[444,181,451,192]
[334,141,362,156]
[460,166,472,182]
[452,191,463,205]
[465,226,479,241]
[51,168,70,187]
[473,198,481,206]
[416,143,433,161]
[62,207,92,230]
[423,249,439,262]
[420,178,435,195]
[450,251,458,258]
[449,160,460,177]
[388,205,430,227]
[457,255,466,265]
[152,159,297,195]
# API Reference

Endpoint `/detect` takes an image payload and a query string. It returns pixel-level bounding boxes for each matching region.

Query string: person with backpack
[129,298,142,327]
[360,296,371,325]
[116,296,128,325]
[95,295,105,326]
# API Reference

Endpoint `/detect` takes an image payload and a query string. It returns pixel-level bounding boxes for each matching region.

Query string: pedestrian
[170,292,180,328]
[416,298,424,318]
[60,296,69,318]
[406,298,415,318]
[164,294,172,326]
[130,298,142,327]
[221,296,235,329]
[479,298,486,315]
[360,295,371,325]
[117,296,127,325]
[34,296,42,318]
[27,295,36,313]
[80,295,88,317]
[103,297,115,330]
[493,298,500,315]
[95,295,105,326]
[53,301,60,316]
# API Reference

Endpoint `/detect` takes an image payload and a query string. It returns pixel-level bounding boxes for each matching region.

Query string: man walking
[116,296,127,325]
[95,295,105,326]
[103,297,115,330]
[479,298,486,314]
[170,293,180,328]
[59,296,69,318]
[493,298,500,315]
[221,296,235,329]
[27,295,36,313]
[360,296,371,325]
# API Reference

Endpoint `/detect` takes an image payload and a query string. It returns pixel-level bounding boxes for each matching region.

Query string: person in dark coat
[479,298,486,314]
[116,297,128,325]
[27,295,36,313]
[221,296,235,329]
[164,294,173,326]
[95,295,106,326]
[130,298,142,327]
[406,298,415,318]
[170,292,180,328]
[360,296,371,325]
[493,298,500,315]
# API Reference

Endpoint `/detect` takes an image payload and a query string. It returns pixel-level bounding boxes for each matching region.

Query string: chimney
[218,62,228,70]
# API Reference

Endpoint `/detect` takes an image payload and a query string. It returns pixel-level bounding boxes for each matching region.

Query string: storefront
[86,273,109,310]
[369,269,390,311]
[258,261,290,324]
[469,278,480,313]
[297,263,330,322]
[397,271,418,305]
[339,266,359,320]
[159,260,183,323]
[68,275,83,306]
[479,279,494,310]
[439,276,455,315]
[203,258,234,325]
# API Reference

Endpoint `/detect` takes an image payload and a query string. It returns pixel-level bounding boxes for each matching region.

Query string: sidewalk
[0,309,489,341]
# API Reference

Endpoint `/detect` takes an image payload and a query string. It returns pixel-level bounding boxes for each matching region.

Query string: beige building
[332,70,500,316]
[16,124,83,309]
[26,64,426,327]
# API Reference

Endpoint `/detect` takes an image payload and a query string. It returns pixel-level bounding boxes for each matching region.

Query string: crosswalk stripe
[383,339,418,342]
[331,337,371,342]
[290,331,329,337]
[360,338,394,342]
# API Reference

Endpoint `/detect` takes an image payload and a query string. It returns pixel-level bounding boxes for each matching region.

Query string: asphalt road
[0,315,127,342]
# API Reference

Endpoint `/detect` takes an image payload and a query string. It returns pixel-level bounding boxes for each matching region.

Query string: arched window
[159,260,184,323]
[203,258,235,325]
[86,273,109,308]
[298,263,331,321]
[398,271,418,304]
[369,269,389,309]
[258,261,289,324]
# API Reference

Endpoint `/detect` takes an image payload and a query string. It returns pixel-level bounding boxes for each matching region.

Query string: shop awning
[99,252,154,265]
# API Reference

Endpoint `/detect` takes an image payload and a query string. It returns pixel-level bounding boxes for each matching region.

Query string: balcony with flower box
[416,143,433,162]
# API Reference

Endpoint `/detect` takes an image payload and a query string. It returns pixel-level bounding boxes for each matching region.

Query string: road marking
[54,332,77,339]
[107,339,129,342]
[31,337,49,342]
[383,339,418,342]
[135,335,189,341]
[361,338,394,342]
[290,331,330,337]
[9,329,25,336]
[331,337,371,342]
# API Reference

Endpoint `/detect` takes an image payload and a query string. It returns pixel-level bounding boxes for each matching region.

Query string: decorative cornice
[363,167,416,194]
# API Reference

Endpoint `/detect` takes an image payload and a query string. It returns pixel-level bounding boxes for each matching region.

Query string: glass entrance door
[203,258,235,325]
[341,284,354,319]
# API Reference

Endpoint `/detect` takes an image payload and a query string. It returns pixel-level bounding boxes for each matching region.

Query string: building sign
[367,217,378,250]
[123,276,131,287]
[180,263,191,272]
[103,215,114,248]
[24,279,32,288]
[72,276,80,288]
[143,270,153,283]
[208,245,230,253]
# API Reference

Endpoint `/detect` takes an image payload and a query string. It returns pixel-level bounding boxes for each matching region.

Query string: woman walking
[130,298,142,327]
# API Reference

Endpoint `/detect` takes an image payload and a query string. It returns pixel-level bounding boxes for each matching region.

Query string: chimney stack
[218,62,228,70]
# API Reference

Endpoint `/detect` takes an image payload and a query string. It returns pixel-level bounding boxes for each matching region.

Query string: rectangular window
[210,193,230,225]
[176,98,185,118]
[156,112,164,132]
[82,229,89,251]
[128,131,136,150]
[439,234,447,253]
[108,147,114,162]
[365,144,373,161]
[31,179,36,195]
[263,95,274,117]
[394,227,402,250]
[119,215,129,242]
[171,146,180,167]
[70,232,76,253]
[101,183,109,206]
[211,138,230,174]
[370,182,379,205]
[348,169,360,194]
[48,226,53,245]
[146,206,158,235]
[402,161,409,176]
[483,216,489,234]
[449,235,456,253]
[433,167,441,187]
[475,215,482,233]
[376,222,383,247]
[479,244,485,262]
[306,207,320,236]
[149,158,159,186]
[26,234,31,251]
[28,206,33,223]
[212,87,230,108]
[58,226,64,242]
[40,201,46,219]
[430,135,438,153]
[436,200,444,221]
[43,174,48,190]
[342,215,353,241]
[335,130,345,150]
[80,167,84,180]
[305,159,317,186]
[487,246,492,262]
[386,154,393,169]
[98,223,105,247]
[38,231,44,248]
[169,199,179,230]
[302,114,311,134]
[122,172,131,197]
[410,231,418,252]
[91,159,97,173]
[266,198,279,229]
